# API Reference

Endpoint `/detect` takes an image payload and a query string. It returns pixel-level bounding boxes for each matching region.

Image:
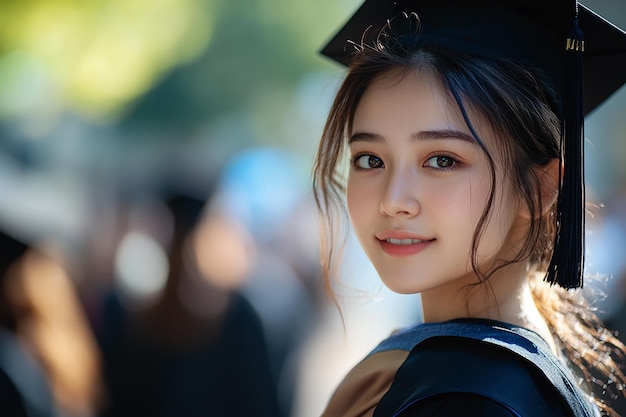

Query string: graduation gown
[322,318,598,417]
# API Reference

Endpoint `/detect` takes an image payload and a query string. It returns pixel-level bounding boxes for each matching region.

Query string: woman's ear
[540,159,561,215]
[520,158,560,220]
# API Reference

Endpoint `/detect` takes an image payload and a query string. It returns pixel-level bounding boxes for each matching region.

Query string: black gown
[98,292,283,417]
[373,319,597,417]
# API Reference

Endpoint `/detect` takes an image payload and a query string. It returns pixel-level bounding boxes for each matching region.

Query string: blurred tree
[0,0,214,120]
[0,0,356,129]
[117,0,360,137]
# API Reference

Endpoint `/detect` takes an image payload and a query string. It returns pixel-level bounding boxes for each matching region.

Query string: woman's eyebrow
[348,132,384,144]
[349,129,475,144]
[414,129,476,143]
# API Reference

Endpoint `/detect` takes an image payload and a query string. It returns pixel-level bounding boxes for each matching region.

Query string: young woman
[313,0,626,415]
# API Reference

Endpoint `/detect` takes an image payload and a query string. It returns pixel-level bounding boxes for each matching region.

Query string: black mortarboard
[320,0,626,289]
[164,194,207,240]
[0,230,28,280]
[0,230,29,330]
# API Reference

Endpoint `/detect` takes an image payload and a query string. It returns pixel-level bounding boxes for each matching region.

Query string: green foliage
[0,0,357,129]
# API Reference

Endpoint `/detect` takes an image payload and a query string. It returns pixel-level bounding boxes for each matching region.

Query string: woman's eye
[424,155,457,169]
[353,154,384,169]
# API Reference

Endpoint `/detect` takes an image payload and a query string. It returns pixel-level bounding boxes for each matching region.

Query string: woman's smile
[376,230,436,257]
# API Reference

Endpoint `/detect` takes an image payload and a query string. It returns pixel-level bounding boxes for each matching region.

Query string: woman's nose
[379,169,420,218]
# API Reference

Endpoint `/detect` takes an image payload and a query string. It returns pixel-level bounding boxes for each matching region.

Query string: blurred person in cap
[98,191,283,417]
[313,0,626,415]
[0,229,104,417]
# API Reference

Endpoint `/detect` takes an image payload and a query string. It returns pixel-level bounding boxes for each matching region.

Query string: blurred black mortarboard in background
[163,193,207,245]
[0,229,29,330]
[0,230,28,281]
[320,0,626,289]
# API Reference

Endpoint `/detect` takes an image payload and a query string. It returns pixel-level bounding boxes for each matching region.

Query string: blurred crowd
[0,147,324,417]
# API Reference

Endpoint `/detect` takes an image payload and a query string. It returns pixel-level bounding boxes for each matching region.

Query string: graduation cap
[164,193,207,240]
[320,0,626,289]
[0,229,29,330]
[0,229,29,280]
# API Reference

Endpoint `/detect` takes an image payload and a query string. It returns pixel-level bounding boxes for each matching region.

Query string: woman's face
[346,68,528,296]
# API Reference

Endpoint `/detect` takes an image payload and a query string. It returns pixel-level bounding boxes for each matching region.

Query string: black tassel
[546,1,585,289]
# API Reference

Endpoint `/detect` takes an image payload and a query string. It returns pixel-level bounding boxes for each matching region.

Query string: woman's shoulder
[320,319,545,417]
[322,319,598,417]
[320,349,409,417]
[372,318,597,417]
[375,334,574,416]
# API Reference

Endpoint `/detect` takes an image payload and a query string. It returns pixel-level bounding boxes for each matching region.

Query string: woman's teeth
[386,238,423,245]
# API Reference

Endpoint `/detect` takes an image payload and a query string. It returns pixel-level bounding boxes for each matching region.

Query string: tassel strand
[546,1,585,289]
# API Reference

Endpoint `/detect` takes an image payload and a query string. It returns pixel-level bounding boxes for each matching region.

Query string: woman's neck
[419,263,558,353]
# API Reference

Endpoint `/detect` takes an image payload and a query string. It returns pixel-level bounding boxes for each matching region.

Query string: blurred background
[0,0,624,416]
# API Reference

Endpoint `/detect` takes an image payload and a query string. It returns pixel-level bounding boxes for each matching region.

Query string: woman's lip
[378,238,434,257]
[375,232,435,257]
